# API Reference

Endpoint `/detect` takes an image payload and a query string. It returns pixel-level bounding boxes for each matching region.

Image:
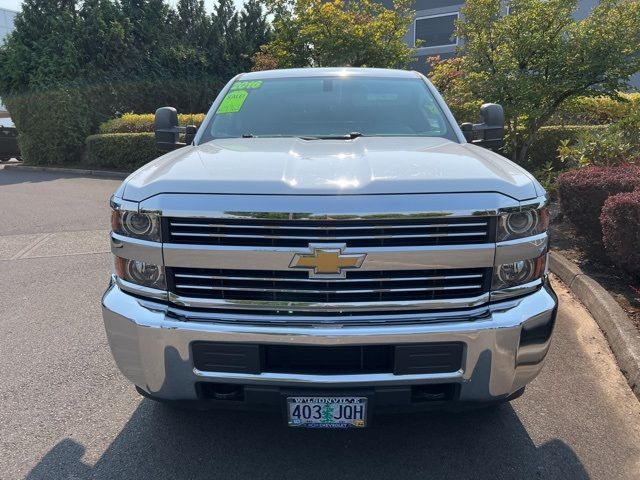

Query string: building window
[414,12,459,49]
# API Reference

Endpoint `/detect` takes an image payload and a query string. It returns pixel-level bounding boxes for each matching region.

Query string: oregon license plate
[287,397,367,428]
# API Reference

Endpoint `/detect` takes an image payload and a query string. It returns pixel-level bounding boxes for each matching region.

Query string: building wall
[0,8,17,44]
[0,8,17,123]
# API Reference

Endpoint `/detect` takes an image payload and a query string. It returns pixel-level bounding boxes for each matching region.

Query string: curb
[1,163,129,180]
[549,251,640,399]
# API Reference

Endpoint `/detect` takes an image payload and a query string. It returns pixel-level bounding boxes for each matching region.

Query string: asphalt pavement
[1,167,639,480]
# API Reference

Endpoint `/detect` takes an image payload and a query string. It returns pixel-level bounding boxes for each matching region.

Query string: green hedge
[87,119,613,173]
[6,88,92,165]
[85,133,160,171]
[526,125,608,171]
[550,93,640,126]
[99,113,206,134]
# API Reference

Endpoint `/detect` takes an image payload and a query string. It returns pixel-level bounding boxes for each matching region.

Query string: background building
[0,7,17,125]
[0,7,16,43]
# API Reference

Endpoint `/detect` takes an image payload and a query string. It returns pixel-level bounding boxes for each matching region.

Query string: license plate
[287,397,367,428]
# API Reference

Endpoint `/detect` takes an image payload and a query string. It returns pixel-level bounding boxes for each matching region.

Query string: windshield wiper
[237,133,366,140]
[299,132,364,140]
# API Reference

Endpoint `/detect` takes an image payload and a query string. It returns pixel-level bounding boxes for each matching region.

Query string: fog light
[498,259,534,284]
[115,257,166,290]
[492,255,546,291]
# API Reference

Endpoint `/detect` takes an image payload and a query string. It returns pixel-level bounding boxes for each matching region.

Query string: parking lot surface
[1,168,639,479]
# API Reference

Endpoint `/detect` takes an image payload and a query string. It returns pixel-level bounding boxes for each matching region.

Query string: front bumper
[101,281,557,405]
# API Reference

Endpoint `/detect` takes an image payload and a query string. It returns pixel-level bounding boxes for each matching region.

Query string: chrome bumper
[101,281,557,402]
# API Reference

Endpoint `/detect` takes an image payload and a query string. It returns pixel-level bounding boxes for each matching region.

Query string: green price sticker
[217,90,248,114]
[230,80,263,91]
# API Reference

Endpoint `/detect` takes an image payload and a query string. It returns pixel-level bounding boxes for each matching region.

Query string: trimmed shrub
[601,190,640,275]
[85,133,160,171]
[4,89,91,165]
[526,125,607,171]
[99,113,206,134]
[550,93,640,126]
[557,165,640,243]
[557,111,640,168]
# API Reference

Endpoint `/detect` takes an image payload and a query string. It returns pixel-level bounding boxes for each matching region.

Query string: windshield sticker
[216,90,249,114]
[231,80,262,91]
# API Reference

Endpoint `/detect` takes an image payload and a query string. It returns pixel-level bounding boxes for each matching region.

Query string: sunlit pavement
[1,168,639,480]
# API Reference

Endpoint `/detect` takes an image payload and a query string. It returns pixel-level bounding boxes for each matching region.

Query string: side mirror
[154,107,198,151]
[460,103,505,151]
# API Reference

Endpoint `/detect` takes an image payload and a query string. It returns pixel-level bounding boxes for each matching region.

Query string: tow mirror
[154,107,198,151]
[460,103,505,151]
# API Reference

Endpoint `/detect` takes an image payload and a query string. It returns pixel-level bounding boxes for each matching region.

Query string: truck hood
[121,137,539,202]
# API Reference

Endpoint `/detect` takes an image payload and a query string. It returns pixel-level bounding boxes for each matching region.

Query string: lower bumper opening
[192,342,464,376]
[198,383,245,401]
[195,382,460,407]
[411,384,458,402]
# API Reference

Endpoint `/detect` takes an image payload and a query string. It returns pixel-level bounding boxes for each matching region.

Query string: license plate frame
[287,396,368,428]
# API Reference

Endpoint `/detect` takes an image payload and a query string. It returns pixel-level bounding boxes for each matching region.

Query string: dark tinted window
[415,0,463,10]
[415,14,458,47]
[201,76,457,142]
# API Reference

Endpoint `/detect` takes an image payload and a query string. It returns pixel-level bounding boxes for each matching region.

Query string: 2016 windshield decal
[231,80,262,90]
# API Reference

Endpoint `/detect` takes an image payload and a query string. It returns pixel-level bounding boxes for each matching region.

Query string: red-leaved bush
[600,190,640,275]
[557,165,640,243]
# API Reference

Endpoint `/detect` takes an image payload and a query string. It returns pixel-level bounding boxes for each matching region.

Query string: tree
[258,0,415,69]
[0,0,91,165]
[0,0,270,165]
[432,0,640,164]
[426,56,479,122]
[238,0,272,72]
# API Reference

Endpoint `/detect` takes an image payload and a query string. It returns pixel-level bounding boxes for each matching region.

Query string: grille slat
[170,222,488,230]
[166,217,492,248]
[174,273,484,283]
[174,284,483,294]
[169,267,490,304]
[170,231,487,240]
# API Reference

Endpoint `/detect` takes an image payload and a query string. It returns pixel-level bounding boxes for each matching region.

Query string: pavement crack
[10,233,54,260]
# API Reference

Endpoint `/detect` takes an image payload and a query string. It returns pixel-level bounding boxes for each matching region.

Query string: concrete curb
[1,163,129,180]
[549,251,640,399]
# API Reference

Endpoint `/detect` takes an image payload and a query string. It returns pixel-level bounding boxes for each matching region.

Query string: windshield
[200,76,458,142]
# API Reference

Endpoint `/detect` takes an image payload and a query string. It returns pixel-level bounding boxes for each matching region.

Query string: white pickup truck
[102,67,557,428]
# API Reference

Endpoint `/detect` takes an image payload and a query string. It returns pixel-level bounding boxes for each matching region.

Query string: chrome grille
[165,217,492,248]
[168,267,491,304]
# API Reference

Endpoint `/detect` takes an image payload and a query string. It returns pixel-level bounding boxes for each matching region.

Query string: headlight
[492,254,547,291]
[497,207,549,241]
[111,210,161,242]
[115,256,166,290]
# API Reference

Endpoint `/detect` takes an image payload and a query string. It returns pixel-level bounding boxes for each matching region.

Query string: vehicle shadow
[26,399,589,480]
[0,166,125,187]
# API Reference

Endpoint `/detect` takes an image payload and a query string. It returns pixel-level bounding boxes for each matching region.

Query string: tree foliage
[0,0,270,164]
[256,0,415,69]
[430,0,640,163]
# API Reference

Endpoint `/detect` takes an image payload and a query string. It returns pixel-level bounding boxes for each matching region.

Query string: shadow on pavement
[26,399,589,480]
[0,167,122,187]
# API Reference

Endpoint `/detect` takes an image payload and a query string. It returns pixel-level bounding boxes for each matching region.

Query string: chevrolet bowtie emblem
[289,245,367,278]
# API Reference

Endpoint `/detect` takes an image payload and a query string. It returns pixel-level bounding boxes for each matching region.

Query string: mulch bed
[549,202,640,331]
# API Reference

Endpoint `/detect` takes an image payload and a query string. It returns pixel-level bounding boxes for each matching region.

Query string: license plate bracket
[287,396,368,428]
